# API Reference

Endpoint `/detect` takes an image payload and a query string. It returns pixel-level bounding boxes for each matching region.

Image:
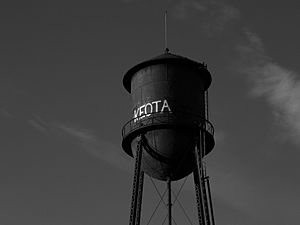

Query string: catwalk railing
[122,111,214,138]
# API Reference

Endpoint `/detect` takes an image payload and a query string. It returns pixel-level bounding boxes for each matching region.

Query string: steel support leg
[129,138,144,225]
[206,177,216,225]
[193,169,205,225]
[194,131,206,225]
[135,171,144,225]
[202,177,211,225]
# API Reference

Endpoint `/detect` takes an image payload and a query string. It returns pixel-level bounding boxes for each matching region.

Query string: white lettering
[152,100,161,113]
[161,99,171,112]
[145,103,153,116]
[140,105,146,119]
[133,108,140,122]
[133,99,172,123]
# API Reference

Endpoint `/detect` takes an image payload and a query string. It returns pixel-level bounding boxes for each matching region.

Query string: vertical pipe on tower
[205,90,209,121]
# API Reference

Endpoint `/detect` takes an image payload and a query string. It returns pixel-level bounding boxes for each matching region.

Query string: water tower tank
[122,52,214,181]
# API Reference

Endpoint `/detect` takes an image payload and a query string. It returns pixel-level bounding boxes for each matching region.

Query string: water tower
[122,49,216,225]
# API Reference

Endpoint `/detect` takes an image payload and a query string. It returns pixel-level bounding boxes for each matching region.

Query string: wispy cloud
[236,30,300,144]
[171,0,207,19]
[171,0,300,145]
[0,108,13,118]
[0,104,131,171]
[171,0,240,33]
[56,124,96,142]
[28,119,48,133]
[123,0,240,33]
[55,124,132,171]
[28,114,50,133]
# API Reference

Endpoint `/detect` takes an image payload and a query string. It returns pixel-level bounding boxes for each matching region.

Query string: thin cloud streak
[171,0,240,33]
[237,30,300,144]
[0,106,131,171]
[0,108,13,118]
[28,114,50,133]
[28,120,48,133]
[56,124,132,171]
[57,124,96,142]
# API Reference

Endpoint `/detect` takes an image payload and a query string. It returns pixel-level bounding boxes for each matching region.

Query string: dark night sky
[0,0,300,224]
